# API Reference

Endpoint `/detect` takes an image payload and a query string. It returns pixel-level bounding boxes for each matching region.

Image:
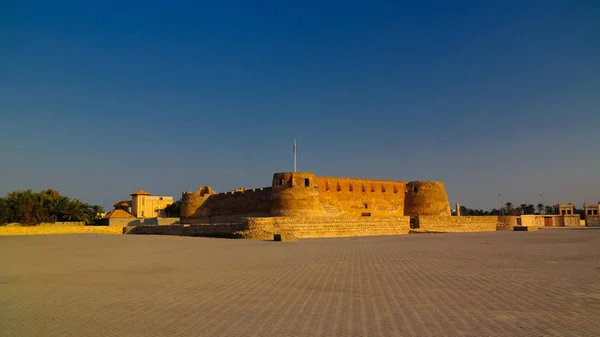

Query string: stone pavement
[1,229,600,337]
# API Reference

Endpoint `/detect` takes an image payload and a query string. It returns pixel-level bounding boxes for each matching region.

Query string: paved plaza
[1,229,600,336]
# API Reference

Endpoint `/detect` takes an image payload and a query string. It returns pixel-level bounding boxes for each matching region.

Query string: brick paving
[1,229,600,336]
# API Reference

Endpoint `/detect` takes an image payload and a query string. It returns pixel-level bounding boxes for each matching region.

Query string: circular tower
[404,181,451,216]
[270,172,323,216]
[180,186,215,222]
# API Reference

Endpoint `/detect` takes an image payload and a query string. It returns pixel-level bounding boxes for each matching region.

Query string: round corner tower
[404,181,451,216]
[270,172,323,216]
[180,186,216,222]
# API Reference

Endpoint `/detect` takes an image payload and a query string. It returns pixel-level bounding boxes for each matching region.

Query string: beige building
[111,190,174,219]
[554,203,574,215]
[584,202,600,226]
[130,190,174,218]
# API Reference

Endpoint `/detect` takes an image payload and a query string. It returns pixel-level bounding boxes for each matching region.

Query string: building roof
[103,209,136,219]
[130,190,151,196]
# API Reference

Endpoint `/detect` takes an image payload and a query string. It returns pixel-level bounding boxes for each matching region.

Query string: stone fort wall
[181,172,451,223]
[181,186,272,223]
[128,216,410,239]
[415,216,518,232]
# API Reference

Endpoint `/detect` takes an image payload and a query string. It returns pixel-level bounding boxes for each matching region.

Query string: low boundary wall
[251,216,411,239]
[416,216,519,232]
[126,223,245,237]
[99,218,180,226]
[586,215,600,227]
[127,216,411,239]
[0,226,126,236]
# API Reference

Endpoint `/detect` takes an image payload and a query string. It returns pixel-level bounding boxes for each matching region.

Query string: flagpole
[293,139,297,172]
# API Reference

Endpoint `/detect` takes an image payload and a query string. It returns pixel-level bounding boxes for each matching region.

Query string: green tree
[62,199,92,223]
[8,191,52,226]
[504,202,514,215]
[90,205,105,219]
[537,203,544,214]
[545,205,554,214]
[162,200,181,218]
[0,198,10,225]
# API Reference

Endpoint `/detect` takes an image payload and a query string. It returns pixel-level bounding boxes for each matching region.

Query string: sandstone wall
[106,218,180,226]
[181,187,271,223]
[125,224,245,237]
[270,172,408,217]
[315,176,407,217]
[243,216,411,239]
[519,215,545,227]
[0,226,125,236]
[4,221,85,226]
[404,181,451,216]
[182,172,450,222]
[560,215,582,227]
[496,216,520,230]
[270,172,322,216]
[415,216,510,232]
[586,215,600,227]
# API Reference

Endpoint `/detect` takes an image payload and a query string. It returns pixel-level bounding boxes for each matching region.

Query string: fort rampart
[181,172,451,223]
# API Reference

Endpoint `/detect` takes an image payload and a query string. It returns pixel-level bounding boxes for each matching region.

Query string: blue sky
[1,0,599,210]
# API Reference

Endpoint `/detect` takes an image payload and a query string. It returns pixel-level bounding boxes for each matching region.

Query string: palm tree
[505,202,514,215]
[90,205,105,219]
[64,199,92,224]
[47,195,69,221]
[537,203,544,214]
[545,206,554,215]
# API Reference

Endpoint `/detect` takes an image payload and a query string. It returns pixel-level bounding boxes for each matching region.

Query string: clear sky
[1,0,599,211]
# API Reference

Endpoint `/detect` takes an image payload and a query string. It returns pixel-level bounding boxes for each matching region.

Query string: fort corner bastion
[165,172,465,239]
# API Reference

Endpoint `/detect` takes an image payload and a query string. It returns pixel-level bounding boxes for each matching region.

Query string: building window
[361,212,371,217]
[413,186,419,193]
[279,179,284,186]
[588,210,593,215]
[594,210,599,215]
[562,210,566,215]
[304,178,310,187]
[364,203,368,209]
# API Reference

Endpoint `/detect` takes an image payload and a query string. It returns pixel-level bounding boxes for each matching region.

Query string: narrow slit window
[304,178,310,187]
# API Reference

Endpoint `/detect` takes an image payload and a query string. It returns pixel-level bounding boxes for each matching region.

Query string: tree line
[455,202,586,219]
[162,200,181,217]
[0,189,104,226]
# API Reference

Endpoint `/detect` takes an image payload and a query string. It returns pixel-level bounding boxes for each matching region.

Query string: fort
[119,171,591,239]
[180,172,451,222]
[161,171,492,239]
